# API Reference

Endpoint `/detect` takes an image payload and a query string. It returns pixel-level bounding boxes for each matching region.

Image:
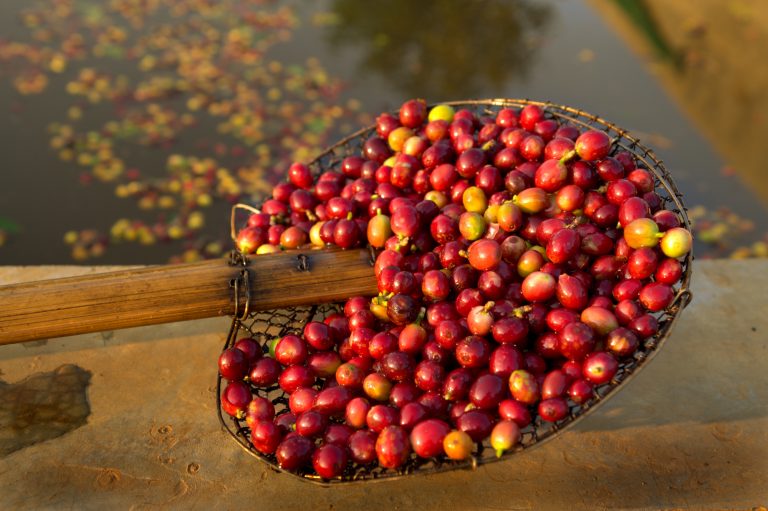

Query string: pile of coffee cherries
[220,100,692,480]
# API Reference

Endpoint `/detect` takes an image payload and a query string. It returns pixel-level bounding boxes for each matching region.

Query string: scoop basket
[216,99,693,485]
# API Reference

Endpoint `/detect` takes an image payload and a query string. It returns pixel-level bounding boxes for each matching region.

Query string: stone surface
[0,260,766,510]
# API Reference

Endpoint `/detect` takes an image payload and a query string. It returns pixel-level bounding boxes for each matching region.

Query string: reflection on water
[326,0,551,99]
[609,0,680,66]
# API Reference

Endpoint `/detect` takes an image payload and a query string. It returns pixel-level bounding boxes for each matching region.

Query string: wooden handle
[0,248,377,346]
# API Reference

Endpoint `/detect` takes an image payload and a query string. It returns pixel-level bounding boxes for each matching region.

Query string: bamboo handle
[0,248,377,346]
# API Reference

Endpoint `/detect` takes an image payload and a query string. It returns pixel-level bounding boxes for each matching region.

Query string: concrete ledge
[0,260,766,510]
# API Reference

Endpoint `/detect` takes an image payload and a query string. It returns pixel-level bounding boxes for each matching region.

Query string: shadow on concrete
[0,364,91,458]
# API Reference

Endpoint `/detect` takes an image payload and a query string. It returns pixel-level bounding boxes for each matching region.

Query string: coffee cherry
[575,130,612,161]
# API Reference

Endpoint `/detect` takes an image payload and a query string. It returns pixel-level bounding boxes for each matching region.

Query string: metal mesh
[216,99,693,485]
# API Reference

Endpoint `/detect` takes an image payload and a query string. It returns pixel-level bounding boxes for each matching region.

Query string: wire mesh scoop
[219,99,693,485]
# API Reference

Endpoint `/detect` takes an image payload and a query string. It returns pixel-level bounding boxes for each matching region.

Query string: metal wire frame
[216,99,694,485]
